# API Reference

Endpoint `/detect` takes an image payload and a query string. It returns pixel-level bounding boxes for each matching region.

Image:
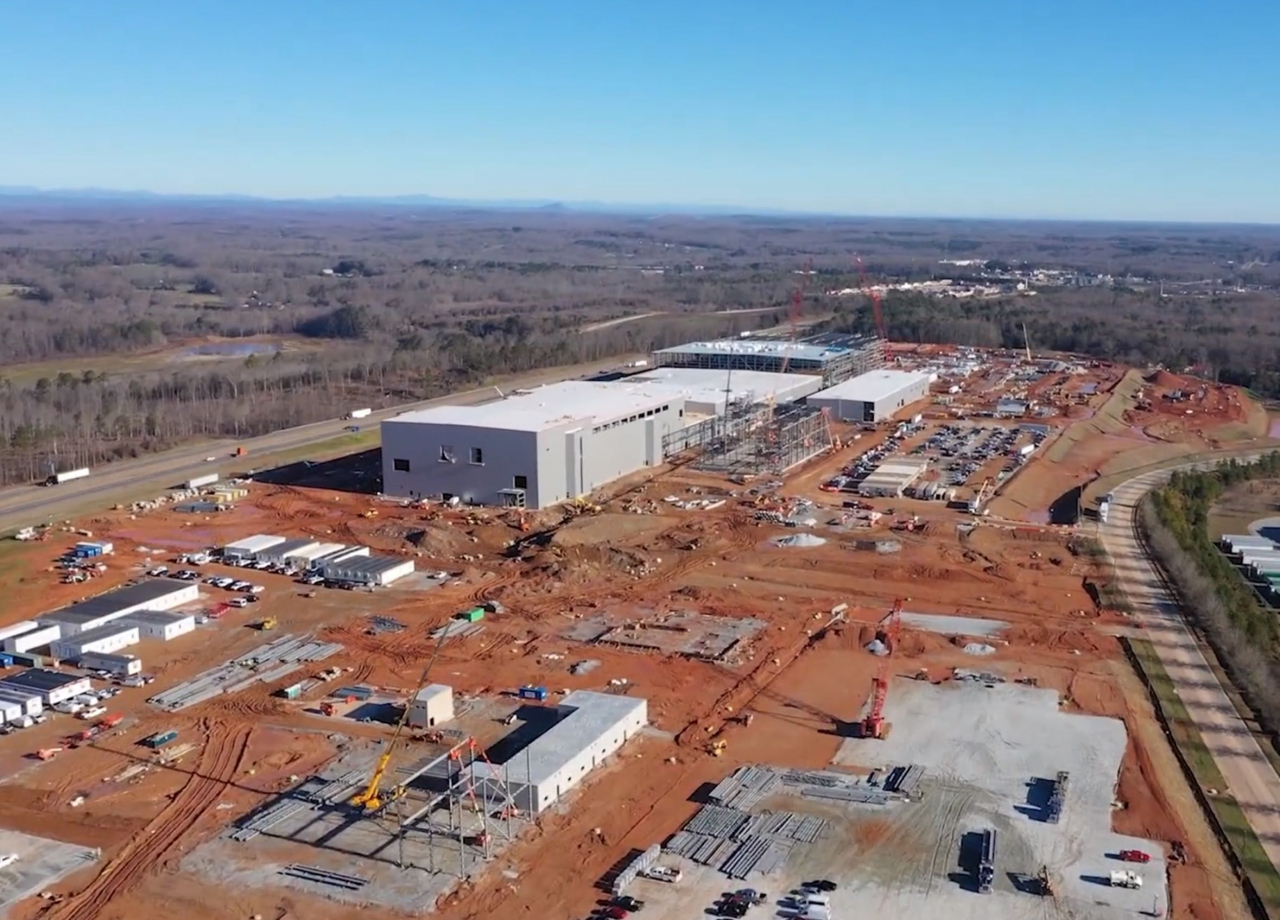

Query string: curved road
[1100,457,1280,871]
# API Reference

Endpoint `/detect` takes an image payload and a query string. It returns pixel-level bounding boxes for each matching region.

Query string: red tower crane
[856,255,887,352]
[862,663,889,739]
[778,259,813,375]
[884,597,905,655]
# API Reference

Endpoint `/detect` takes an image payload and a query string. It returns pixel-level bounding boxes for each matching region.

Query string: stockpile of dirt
[553,513,676,547]
[1146,369,1183,388]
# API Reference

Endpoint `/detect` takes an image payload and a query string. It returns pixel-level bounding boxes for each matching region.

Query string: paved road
[0,356,638,532]
[1100,458,1280,870]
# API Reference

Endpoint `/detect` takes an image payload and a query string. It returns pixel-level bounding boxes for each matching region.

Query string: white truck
[1109,870,1142,889]
[639,865,682,883]
[44,467,89,486]
[1098,500,1110,524]
[347,408,372,420]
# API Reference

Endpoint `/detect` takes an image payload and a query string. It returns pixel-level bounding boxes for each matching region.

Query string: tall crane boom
[778,259,813,375]
[350,620,454,812]
[855,255,887,343]
[862,663,889,739]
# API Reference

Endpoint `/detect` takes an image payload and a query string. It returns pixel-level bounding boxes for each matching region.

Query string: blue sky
[1,0,1277,222]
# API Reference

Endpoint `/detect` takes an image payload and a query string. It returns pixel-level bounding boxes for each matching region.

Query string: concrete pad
[0,829,99,911]
[898,612,1008,637]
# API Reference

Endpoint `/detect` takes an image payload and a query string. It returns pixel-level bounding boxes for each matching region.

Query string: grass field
[1128,637,1280,917]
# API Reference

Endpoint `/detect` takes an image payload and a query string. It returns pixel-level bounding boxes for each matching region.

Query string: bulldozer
[255,616,278,631]
[707,739,728,757]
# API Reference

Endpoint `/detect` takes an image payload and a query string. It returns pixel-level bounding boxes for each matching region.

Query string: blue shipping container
[0,654,12,667]
[518,685,547,701]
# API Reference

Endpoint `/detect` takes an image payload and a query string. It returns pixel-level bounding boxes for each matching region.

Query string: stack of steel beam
[280,864,368,890]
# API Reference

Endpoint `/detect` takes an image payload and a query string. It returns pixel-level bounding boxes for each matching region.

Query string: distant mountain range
[0,185,813,217]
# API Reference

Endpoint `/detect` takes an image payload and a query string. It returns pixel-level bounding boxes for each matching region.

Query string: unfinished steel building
[665,399,835,478]
[652,334,883,386]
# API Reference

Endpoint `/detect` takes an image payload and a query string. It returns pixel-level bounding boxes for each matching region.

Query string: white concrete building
[38,579,199,636]
[407,684,454,729]
[382,381,687,509]
[222,534,286,561]
[79,651,143,676]
[320,554,414,587]
[807,370,933,423]
[51,623,140,660]
[627,367,823,416]
[482,690,647,814]
[3,623,61,654]
[0,697,22,724]
[125,610,196,641]
[0,687,43,717]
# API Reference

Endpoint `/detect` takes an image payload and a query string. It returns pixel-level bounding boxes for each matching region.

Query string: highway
[1100,456,1280,872]
[0,356,638,532]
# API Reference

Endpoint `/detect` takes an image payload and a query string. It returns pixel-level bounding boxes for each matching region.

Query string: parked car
[228,598,249,609]
[147,566,168,576]
[0,854,18,870]
[1117,849,1151,863]
[613,896,644,912]
[246,594,261,603]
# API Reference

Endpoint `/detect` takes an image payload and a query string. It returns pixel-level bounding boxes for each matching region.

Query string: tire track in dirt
[49,720,250,920]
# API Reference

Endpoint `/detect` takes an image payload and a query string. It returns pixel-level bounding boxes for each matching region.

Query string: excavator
[349,624,452,813]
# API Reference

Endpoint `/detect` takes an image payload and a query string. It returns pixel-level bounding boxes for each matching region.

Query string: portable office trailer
[50,624,140,660]
[222,535,286,561]
[320,554,414,586]
[0,668,88,705]
[0,621,40,644]
[283,542,345,566]
[38,579,198,636]
[125,611,196,641]
[79,651,142,676]
[256,538,321,565]
[4,624,61,654]
[0,687,43,717]
[0,698,21,724]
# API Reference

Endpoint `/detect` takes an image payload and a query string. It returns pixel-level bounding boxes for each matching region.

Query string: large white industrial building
[627,367,822,417]
[38,579,198,636]
[807,370,933,423]
[0,668,90,706]
[483,690,647,814]
[382,381,688,509]
[319,554,415,587]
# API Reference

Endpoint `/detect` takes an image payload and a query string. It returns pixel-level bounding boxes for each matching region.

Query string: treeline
[1140,454,1280,736]
[825,289,1280,396]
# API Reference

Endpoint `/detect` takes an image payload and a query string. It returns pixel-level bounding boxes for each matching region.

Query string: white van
[798,893,831,908]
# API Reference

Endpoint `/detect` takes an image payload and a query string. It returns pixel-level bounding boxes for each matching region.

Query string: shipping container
[348,408,372,419]
[518,685,547,701]
[0,654,12,668]
[45,467,90,486]
[184,472,220,490]
[461,608,485,623]
[278,683,304,700]
[143,729,178,749]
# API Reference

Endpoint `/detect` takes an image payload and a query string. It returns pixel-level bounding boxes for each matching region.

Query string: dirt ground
[0,348,1266,920]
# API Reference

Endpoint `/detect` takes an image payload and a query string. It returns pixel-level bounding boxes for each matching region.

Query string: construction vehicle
[349,620,454,813]
[36,747,63,761]
[255,617,278,631]
[708,739,728,757]
[362,509,379,518]
[880,598,904,656]
[861,664,889,739]
[1035,866,1054,897]
[320,701,337,717]
[234,446,247,457]
[968,479,992,516]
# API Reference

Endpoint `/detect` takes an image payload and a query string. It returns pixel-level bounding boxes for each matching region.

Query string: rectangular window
[470,447,484,465]
[514,475,528,489]
[439,445,456,463]
[393,458,410,472]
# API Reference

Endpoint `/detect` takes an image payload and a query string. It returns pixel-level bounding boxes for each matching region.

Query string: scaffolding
[695,404,835,478]
[391,736,523,878]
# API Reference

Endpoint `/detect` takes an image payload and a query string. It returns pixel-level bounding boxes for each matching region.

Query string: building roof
[287,542,346,562]
[327,555,413,576]
[78,651,140,664]
[387,380,683,433]
[629,367,822,409]
[264,538,321,558]
[55,622,140,647]
[0,668,87,692]
[125,610,194,626]
[496,690,645,787]
[0,621,40,643]
[655,339,851,362]
[224,534,286,555]
[40,579,194,627]
[810,370,933,403]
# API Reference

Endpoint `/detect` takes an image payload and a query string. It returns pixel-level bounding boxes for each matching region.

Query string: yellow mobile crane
[349,625,452,813]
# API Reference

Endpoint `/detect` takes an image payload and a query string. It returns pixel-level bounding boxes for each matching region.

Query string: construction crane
[861,663,889,739]
[778,259,813,375]
[968,478,992,516]
[883,598,904,655]
[350,623,453,813]
[856,255,887,346]
[1021,322,1032,362]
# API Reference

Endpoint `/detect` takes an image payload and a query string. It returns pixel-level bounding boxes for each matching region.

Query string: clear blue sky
[2,0,1278,222]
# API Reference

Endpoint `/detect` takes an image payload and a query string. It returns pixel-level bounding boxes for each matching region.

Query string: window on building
[393,458,411,472]
[439,445,456,463]
[470,447,484,465]
[514,475,528,489]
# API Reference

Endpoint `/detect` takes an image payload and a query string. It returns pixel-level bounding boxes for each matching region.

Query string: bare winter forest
[1,199,1279,485]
